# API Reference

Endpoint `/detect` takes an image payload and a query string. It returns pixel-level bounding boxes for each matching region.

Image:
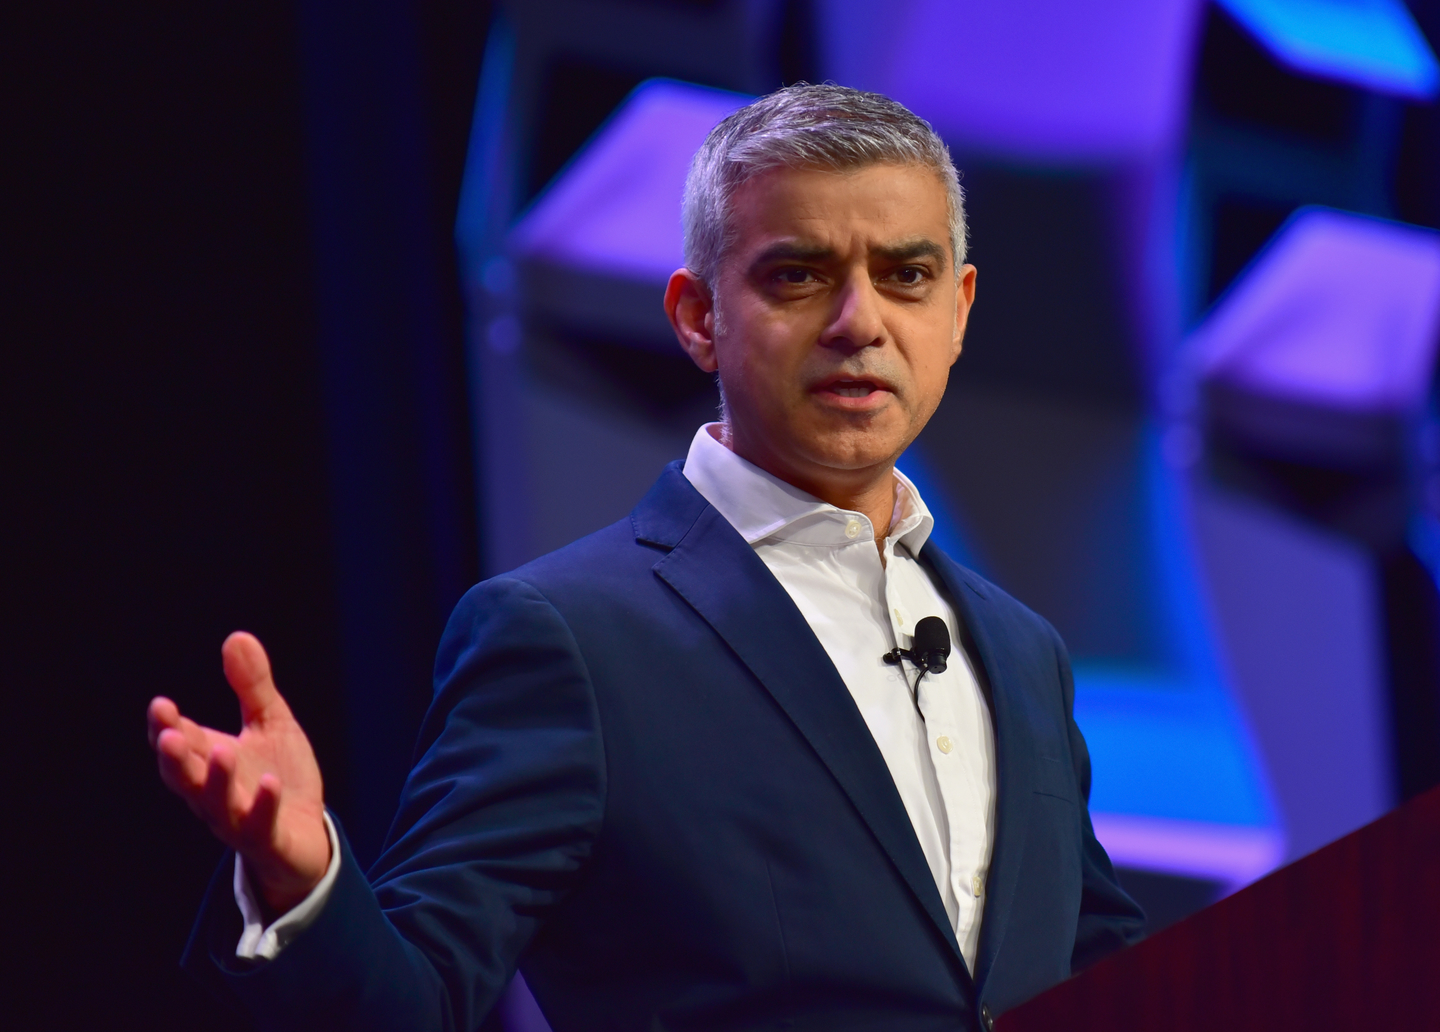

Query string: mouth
[812,376,895,406]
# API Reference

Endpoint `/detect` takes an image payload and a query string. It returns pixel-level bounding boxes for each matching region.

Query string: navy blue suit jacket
[184,463,1144,1031]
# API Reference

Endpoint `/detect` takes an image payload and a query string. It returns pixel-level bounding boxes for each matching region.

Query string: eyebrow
[874,239,948,266]
[748,242,836,269]
[748,238,949,273]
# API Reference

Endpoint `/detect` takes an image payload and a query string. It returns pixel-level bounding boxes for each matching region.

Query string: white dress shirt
[683,424,997,969]
[236,423,997,970]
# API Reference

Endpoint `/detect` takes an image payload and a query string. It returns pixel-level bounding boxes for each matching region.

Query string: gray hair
[682,83,967,286]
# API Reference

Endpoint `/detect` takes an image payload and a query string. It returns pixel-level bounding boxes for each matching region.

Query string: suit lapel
[923,547,1037,995]
[635,467,968,978]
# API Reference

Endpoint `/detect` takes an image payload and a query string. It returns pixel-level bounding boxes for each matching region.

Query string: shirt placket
[891,557,983,944]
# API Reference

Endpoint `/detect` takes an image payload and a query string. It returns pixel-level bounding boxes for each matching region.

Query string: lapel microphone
[882,616,952,679]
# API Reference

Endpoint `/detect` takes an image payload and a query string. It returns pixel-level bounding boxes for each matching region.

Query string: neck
[717,425,899,544]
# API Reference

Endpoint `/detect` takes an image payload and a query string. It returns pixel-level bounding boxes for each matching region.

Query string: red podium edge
[997,786,1440,1031]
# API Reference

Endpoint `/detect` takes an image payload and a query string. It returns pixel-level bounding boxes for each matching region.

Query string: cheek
[729,323,808,385]
[716,334,800,419]
[903,347,955,414]
[916,348,953,385]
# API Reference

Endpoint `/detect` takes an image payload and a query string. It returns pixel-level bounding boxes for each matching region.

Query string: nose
[819,270,886,353]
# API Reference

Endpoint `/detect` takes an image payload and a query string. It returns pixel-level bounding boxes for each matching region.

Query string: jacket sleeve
[1048,624,1148,972]
[181,576,607,1032]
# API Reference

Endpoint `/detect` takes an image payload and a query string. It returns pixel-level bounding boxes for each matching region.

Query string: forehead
[724,162,950,256]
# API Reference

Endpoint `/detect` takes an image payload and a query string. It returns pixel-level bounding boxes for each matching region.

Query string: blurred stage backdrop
[457,4,1440,1026]
[10,1,1440,1028]
[464,0,1440,943]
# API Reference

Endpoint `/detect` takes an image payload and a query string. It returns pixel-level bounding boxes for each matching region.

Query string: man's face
[674,162,976,495]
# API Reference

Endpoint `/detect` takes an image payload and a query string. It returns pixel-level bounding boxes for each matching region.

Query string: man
[149,84,1144,1031]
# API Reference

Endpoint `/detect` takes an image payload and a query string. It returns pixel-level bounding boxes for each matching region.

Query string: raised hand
[148,631,331,915]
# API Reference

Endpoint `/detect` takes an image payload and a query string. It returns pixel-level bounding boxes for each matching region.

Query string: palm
[149,632,330,912]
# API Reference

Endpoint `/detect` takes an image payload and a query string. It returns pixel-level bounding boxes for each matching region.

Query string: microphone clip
[882,616,952,678]
[882,647,942,676]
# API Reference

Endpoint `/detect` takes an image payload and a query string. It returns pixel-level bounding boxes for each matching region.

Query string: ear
[950,263,977,363]
[665,268,718,373]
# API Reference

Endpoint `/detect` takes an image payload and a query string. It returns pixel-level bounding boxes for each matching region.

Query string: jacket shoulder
[513,517,649,581]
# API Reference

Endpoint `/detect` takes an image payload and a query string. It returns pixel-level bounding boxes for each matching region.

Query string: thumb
[221,631,286,724]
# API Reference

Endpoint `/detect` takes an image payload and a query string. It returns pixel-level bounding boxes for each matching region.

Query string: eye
[892,266,928,285]
[775,267,817,284]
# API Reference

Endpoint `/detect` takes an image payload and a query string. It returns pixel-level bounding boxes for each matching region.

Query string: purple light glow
[1193,208,1440,413]
[508,80,748,281]
[817,0,1202,162]
[1091,812,1285,894]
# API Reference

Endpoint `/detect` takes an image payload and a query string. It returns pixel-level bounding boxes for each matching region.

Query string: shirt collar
[681,423,935,553]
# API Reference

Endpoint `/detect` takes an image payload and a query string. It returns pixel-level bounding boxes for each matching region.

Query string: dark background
[8,2,488,1027]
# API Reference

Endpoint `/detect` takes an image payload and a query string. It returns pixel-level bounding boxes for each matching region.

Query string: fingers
[154,727,286,850]
[152,695,214,800]
[150,696,212,765]
[149,697,208,752]
[221,631,287,725]
[149,648,308,869]
[200,739,242,832]
[149,636,319,876]
[147,696,179,748]
[185,741,256,847]
[155,727,208,796]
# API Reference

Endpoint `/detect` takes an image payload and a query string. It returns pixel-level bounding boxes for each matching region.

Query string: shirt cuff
[233,811,341,961]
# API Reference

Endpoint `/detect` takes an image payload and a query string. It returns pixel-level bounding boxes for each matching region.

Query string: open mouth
[817,377,888,398]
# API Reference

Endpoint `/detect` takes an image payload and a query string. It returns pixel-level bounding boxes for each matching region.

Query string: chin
[801,430,908,473]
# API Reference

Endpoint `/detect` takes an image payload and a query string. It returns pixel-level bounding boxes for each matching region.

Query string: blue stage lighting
[1216,0,1440,99]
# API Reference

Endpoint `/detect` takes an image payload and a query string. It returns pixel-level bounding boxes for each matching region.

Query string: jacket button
[980,1003,994,1031]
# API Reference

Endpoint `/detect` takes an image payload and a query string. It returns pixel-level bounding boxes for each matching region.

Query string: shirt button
[844,519,861,539]
[936,735,952,754]
[972,874,983,897]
